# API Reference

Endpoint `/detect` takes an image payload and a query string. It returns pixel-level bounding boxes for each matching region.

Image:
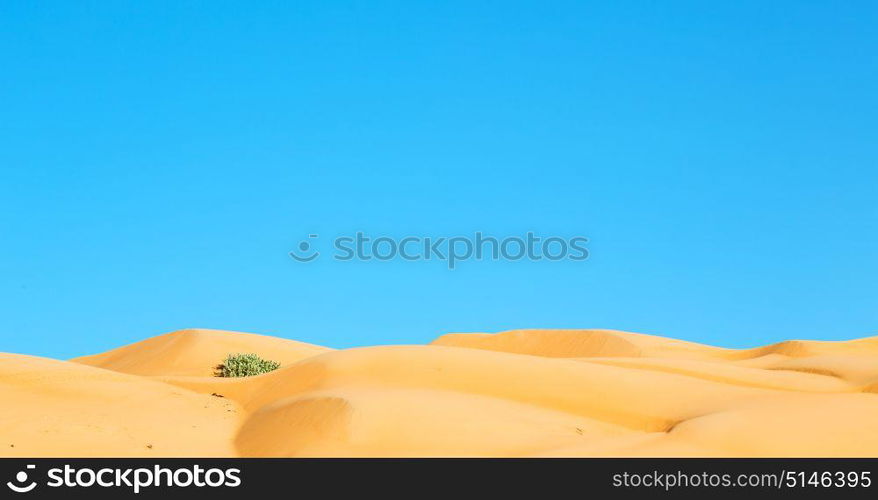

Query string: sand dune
[73,328,331,377]
[2,328,878,457]
[0,353,239,457]
[432,328,734,359]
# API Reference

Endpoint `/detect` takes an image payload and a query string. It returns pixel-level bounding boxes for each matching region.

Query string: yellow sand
[2,328,878,457]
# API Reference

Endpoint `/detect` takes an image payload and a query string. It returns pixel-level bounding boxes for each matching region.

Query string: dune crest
[431,329,734,359]
[72,328,330,377]
[2,328,878,457]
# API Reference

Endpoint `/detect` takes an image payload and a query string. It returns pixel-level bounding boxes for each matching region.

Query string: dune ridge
[2,328,878,457]
[71,328,331,377]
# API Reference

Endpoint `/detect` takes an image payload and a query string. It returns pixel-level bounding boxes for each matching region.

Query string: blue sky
[1,1,876,359]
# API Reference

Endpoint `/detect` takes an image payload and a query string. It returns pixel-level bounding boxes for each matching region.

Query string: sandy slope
[2,328,878,457]
[72,328,331,377]
[0,353,239,457]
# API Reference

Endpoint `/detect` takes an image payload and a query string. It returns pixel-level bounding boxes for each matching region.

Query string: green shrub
[215,353,280,377]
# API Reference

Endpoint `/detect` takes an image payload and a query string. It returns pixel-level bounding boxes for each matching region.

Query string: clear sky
[1,1,876,359]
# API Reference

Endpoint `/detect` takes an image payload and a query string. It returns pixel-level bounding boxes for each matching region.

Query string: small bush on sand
[215,353,280,377]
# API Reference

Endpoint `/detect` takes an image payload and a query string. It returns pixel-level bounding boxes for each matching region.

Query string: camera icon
[7,464,37,493]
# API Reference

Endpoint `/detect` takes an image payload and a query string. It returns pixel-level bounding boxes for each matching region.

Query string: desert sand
[2,328,878,457]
